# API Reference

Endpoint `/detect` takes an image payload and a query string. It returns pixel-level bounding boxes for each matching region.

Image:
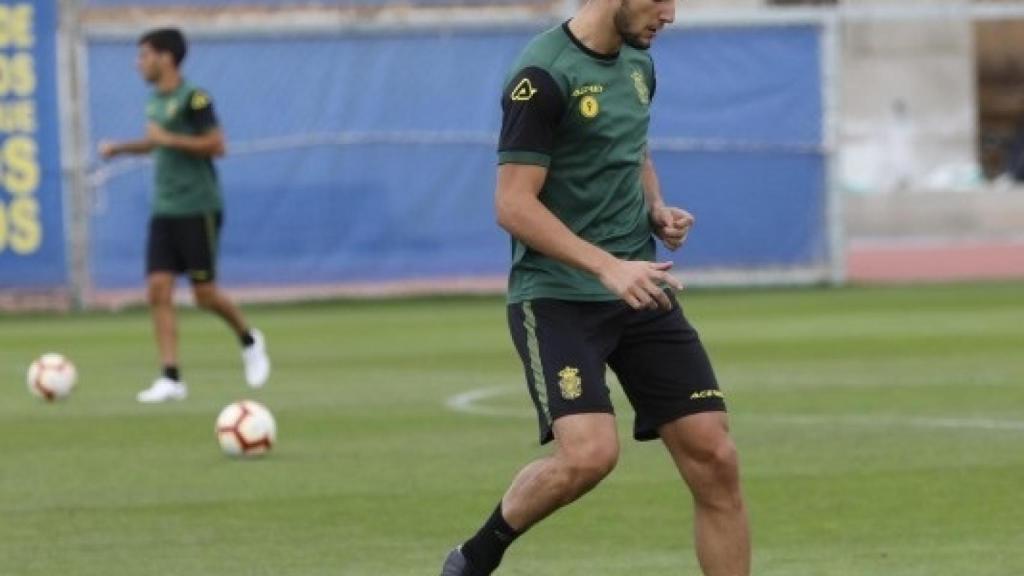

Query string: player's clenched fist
[651,206,694,252]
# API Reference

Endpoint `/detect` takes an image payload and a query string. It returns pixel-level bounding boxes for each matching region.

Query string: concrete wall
[847,187,1024,238]
[678,0,981,195]
[838,6,978,194]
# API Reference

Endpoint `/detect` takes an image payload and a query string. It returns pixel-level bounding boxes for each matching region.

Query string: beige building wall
[677,0,981,193]
[838,2,978,193]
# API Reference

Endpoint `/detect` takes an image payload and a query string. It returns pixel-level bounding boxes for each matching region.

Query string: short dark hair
[139,28,187,67]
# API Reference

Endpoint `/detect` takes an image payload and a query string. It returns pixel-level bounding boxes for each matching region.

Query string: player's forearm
[497,194,616,278]
[642,154,666,212]
[163,134,225,158]
[114,140,156,155]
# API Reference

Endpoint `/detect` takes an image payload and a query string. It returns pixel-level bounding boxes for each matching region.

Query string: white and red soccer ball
[216,400,277,457]
[26,353,77,401]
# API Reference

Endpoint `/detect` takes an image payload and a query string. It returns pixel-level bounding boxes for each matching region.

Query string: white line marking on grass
[445,387,1024,432]
[758,414,1024,432]
[445,386,533,419]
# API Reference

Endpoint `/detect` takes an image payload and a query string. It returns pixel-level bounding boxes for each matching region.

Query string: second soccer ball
[215,400,276,457]
[27,353,77,401]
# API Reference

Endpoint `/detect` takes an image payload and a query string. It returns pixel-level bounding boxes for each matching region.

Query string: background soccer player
[441,1,751,574]
[99,28,270,403]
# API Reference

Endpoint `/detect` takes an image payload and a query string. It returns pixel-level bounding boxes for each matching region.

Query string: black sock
[239,330,255,348]
[461,504,522,575]
[162,366,180,382]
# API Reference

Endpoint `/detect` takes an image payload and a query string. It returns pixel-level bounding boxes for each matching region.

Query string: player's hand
[598,259,684,311]
[146,123,173,147]
[651,206,694,252]
[98,140,119,160]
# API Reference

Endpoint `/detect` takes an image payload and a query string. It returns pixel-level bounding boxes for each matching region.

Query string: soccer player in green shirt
[99,29,270,403]
[441,2,750,574]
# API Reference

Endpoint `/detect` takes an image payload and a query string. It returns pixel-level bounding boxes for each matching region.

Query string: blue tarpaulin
[87,25,825,291]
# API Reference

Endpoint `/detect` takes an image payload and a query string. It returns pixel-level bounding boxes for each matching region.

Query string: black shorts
[146,212,222,284]
[508,292,726,444]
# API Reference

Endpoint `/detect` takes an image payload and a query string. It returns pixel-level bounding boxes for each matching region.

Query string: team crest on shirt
[579,95,600,119]
[191,90,211,110]
[511,78,539,101]
[166,101,179,117]
[631,68,650,105]
[558,367,583,400]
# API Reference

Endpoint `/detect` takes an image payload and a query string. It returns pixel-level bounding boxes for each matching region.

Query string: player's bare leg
[660,411,750,576]
[137,272,187,403]
[192,281,248,337]
[443,413,619,575]
[502,413,619,529]
[193,282,270,387]
[148,272,178,369]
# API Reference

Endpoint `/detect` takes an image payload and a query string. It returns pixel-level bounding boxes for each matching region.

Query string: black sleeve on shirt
[185,89,219,133]
[648,56,657,101]
[651,65,657,101]
[498,66,566,156]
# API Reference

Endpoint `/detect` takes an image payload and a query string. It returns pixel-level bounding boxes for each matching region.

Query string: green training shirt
[499,22,657,304]
[146,81,223,216]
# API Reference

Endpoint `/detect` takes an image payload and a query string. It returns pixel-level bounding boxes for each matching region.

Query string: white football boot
[242,329,271,388]
[137,377,188,403]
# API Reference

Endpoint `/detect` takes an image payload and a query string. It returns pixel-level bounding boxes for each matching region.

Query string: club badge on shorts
[558,367,583,400]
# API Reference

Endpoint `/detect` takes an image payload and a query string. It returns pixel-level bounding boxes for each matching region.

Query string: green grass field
[2,282,1023,575]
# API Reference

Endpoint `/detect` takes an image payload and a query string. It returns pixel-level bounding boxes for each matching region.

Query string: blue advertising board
[0,0,66,289]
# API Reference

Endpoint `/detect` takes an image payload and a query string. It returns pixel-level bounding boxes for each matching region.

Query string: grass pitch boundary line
[760,413,1024,432]
[445,386,533,419]
[446,386,1024,432]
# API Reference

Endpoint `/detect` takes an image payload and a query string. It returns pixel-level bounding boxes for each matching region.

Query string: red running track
[847,239,1024,283]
